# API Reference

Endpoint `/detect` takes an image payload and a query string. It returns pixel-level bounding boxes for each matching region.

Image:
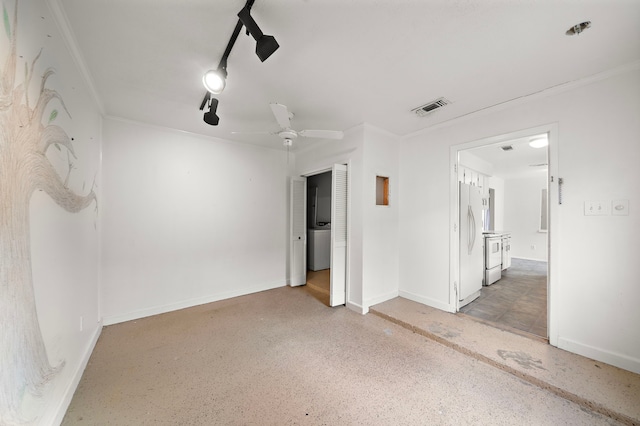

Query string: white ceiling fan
[234,103,344,146]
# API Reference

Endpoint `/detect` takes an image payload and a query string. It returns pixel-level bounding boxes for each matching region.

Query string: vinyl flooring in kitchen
[459,258,548,339]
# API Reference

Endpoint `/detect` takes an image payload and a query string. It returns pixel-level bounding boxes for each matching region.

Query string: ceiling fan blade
[230,131,273,135]
[270,103,291,129]
[298,129,344,140]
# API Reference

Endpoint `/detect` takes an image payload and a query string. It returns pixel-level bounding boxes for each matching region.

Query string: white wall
[504,175,548,260]
[361,125,400,307]
[295,126,365,310]
[398,135,452,311]
[487,175,505,231]
[0,0,102,423]
[100,118,288,324]
[295,124,400,313]
[399,65,640,373]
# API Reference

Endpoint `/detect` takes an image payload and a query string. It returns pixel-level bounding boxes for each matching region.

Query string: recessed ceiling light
[566,21,591,36]
[529,136,548,148]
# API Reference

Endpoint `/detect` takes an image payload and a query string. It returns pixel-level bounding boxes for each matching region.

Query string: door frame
[299,163,351,307]
[449,123,559,345]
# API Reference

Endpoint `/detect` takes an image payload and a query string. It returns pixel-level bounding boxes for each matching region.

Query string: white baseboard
[346,300,368,315]
[398,290,455,313]
[511,256,547,262]
[103,280,285,325]
[558,337,640,375]
[42,323,102,426]
[364,290,399,311]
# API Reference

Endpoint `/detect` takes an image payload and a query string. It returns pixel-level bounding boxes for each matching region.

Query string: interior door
[330,164,347,306]
[290,177,306,286]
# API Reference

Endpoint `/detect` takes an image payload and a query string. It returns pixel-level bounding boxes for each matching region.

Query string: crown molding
[45,0,105,115]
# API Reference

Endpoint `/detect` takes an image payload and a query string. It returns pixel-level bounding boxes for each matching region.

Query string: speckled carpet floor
[63,286,631,425]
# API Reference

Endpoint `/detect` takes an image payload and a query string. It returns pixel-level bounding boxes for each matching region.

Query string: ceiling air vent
[412,97,450,117]
[501,145,513,151]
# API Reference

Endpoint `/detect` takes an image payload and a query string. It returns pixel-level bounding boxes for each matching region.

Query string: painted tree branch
[1,1,98,422]
[32,154,96,212]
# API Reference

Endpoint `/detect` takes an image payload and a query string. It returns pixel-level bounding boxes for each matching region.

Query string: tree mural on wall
[0,1,97,421]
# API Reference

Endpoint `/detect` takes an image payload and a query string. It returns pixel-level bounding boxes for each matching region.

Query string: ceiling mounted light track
[199,0,279,125]
[238,6,279,62]
[203,98,220,126]
[203,68,228,94]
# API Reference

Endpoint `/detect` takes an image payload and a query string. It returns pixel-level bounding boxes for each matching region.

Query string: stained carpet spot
[428,322,461,338]
[497,350,546,370]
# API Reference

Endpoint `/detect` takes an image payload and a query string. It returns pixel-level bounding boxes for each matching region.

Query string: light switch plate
[584,200,608,216]
[612,199,629,216]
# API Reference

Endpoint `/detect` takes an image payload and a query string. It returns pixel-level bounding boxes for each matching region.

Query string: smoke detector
[411,97,450,117]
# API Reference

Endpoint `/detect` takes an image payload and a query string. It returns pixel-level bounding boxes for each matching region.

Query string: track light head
[238,6,279,62]
[203,98,220,126]
[203,68,227,94]
[255,35,279,62]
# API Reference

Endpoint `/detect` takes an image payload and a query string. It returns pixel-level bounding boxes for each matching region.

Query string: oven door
[485,237,502,269]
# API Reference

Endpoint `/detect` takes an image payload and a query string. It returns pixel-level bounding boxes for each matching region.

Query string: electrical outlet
[531,244,536,250]
[612,199,629,216]
[584,200,608,216]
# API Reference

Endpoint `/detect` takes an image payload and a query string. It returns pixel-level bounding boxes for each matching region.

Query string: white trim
[364,290,399,311]
[558,338,640,375]
[547,124,560,347]
[511,256,547,262]
[399,290,455,313]
[44,323,102,426]
[103,280,285,326]
[448,123,558,323]
[301,166,332,178]
[104,115,288,153]
[346,301,368,315]
[403,60,640,140]
[345,159,353,311]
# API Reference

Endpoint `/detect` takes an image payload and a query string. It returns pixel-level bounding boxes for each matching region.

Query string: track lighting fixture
[203,97,220,126]
[203,68,227,94]
[237,6,279,62]
[199,0,280,126]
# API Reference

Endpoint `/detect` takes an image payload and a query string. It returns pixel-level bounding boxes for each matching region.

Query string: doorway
[290,164,348,307]
[450,125,558,342]
[305,171,332,305]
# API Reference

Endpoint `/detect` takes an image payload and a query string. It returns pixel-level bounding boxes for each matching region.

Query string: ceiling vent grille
[501,145,514,151]
[412,97,450,117]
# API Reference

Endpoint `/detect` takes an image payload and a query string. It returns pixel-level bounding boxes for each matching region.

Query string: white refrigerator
[459,182,483,307]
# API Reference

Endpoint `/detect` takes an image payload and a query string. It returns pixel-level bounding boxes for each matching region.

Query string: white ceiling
[59,0,640,151]
[466,134,548,180]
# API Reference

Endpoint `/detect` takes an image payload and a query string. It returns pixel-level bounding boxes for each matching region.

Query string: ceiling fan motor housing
[279,129,298,139]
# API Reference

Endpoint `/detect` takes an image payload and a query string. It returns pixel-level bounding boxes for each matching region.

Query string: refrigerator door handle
[470,206,476,254]
[468,205,476,255]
